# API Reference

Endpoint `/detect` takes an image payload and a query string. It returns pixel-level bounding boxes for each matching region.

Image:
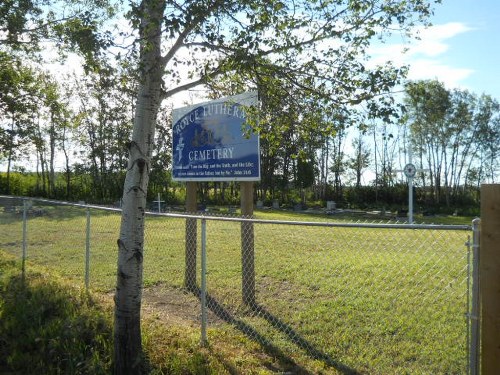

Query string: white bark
[113,1,165,373]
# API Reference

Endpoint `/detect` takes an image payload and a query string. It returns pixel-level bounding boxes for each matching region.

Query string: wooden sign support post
[240,181,255,305]
[185,182,197,291]
[480,184,500,374]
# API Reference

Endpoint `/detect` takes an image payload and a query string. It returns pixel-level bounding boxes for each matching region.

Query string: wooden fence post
[240,181,255,305]
[480,184,500,374]
[185,182,197,291]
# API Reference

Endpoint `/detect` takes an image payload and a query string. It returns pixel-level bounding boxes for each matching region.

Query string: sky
[389,0,500,99]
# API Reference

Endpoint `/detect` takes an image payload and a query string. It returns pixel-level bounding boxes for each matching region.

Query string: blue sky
[399,0,500,99]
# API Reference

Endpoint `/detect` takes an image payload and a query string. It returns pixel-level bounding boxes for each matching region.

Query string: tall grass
[0,254,113,374]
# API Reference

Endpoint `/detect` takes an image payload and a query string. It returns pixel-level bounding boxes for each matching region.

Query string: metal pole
[408,176,414,224]
[85,207,91,290]
[470,218,480,375]
[200,218,207,345]
[22,199,27,281]
[408,146,413,224]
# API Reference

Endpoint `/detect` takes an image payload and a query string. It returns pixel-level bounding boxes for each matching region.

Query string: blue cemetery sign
[172,92,260,181]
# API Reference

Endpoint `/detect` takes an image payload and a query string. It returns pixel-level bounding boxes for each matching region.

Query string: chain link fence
[0,196,476,374]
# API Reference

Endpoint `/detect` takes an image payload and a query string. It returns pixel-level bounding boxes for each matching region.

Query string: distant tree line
[1,29,498,213]
[1,54,498,214]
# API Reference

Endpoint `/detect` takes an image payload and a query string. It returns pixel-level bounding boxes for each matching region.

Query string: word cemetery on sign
[172,92,260,182]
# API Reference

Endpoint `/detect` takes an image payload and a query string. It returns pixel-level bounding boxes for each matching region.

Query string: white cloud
[409,22,472,57]
[418,22,472,42]
[368,22,475,88]
[406,59,474,88]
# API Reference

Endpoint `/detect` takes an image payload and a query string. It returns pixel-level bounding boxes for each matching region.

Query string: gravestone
[327,201,336,210]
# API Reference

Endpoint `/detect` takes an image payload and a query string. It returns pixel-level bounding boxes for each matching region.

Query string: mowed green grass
[0,205,470,374]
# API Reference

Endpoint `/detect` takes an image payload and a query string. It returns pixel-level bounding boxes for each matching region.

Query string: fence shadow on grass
[252,303,361,375]
[192,287,361,375]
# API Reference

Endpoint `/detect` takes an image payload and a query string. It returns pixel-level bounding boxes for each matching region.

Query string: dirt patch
[141,284,223,327]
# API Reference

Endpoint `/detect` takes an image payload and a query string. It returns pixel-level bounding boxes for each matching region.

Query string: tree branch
[161,1,234,67]
[161,68,222,100]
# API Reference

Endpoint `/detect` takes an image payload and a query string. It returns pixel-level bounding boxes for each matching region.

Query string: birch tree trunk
[113,1,165,373]
[49,112,56,197]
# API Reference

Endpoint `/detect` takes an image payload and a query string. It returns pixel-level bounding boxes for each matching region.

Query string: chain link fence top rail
[0,196,472,374]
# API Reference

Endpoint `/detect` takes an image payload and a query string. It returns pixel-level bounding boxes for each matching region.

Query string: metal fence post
[85,206,91,290]
[469,218,480,375]
[22,198,27,281]
[200,218,207,346]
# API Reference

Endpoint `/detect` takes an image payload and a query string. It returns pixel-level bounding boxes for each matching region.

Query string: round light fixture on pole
[403,163,417,178]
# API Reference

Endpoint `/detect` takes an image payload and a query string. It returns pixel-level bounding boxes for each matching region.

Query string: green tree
[149,105,174,203]
[404,79,452,204]
[27,73,69,198]
[1,62,77,198]
[1,0,117,198]
[0,52,40,194]
[50,77,77,199]
[469,94,500,186]
[1,0,115,65]
[0,0,46,51]
[446,88,476,201]
[404,80,499,206]
[348,133,371,189]
[72,64,134,202]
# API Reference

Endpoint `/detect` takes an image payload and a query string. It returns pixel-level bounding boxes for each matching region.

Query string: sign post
[240,181,255,305]
[172,92,260,302]
[185,182,198,291]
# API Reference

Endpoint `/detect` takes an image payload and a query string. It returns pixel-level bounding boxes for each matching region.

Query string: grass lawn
[0,203,471,374]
